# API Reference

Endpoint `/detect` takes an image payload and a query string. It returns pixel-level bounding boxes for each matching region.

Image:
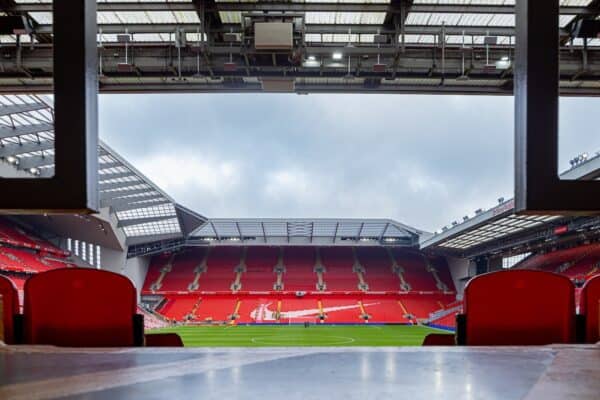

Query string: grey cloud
[99,94,600,232]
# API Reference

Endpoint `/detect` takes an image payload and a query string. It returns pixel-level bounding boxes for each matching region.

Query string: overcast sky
[98,94,600,233]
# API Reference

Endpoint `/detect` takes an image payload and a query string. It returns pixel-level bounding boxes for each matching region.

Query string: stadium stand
[242,247,278,291]
[23,268,142,347]
[356,247,400,291]
[320,247,358,291]
[461,270,576,346]
[194,297,238,322]
[282,247,317,291]
[141,246,458,324]
[364,298,411,323]
[160,249,205,292]
[391,249,439,292]
[516,243,600,282]
[158,296,198,321]
[200,247,241,291]
[320,297,363,323]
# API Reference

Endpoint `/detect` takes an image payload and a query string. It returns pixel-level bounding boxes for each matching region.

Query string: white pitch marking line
[250,335,356,346]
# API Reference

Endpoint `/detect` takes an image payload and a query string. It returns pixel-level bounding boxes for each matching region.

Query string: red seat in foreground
[0,275,19,344]
[24,268,142,347]
[580,275,600,344]
[145,333,184,347]
[461,270,575,346]
[422,333,455,346]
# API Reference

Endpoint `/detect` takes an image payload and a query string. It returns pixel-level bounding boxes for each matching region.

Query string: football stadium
[0,1,599,399]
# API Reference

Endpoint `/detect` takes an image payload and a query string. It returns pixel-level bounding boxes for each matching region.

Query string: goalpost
[286,316,317,325]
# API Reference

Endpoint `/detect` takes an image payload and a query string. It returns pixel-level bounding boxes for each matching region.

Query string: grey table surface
[0,345,598,400]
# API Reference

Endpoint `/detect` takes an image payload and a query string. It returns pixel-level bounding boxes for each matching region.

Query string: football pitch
[148,324,451,347]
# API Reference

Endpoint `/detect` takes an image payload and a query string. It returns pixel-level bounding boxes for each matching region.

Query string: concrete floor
[0,345,598,400]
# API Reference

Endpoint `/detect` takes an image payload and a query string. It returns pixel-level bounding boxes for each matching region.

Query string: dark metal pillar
[514,0,599,214]
[0,0,98,213]
[53,0,98,213]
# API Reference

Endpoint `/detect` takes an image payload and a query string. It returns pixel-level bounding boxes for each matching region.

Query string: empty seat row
[0,268,180,347]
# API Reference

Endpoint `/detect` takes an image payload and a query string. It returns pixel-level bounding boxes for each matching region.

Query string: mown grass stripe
[147,325,451,347]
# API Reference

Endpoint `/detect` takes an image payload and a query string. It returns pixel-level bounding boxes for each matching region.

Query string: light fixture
[501,56,510,61]
[6,155,19,165]
[29,167,40,176]
[307,55,316,61]
[332,52,343,60]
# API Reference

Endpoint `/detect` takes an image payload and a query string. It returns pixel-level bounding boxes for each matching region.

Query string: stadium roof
[191,218,423,246]
[1,1,600,94]
[0,94,205,242]
[421,153,600,256]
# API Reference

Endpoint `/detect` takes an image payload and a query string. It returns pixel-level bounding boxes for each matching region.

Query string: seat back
[0,275,19,344]
[145,332,184,347]
[24,268,137,347]
[464,270,575,345]
[580,275,600,343]
[422,333,455,346]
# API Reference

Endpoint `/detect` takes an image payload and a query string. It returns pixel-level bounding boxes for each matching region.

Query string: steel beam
[117,215,171,228]
[10,2,591,15]
[0,123,53,139]
[99,171,136,181]
[36,23,522,37]
[104,193,164,209]
[98,161,121,170]
[0,141,53,157]
[0,102,47,116]
[17,154,54,169]
[99,180,144,191]
[109,197,169,212]
[100,187,156,201]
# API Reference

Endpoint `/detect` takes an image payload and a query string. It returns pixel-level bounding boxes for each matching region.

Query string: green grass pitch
[147,324,451,347]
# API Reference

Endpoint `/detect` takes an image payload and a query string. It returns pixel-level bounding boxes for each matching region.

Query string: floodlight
[29,167,40,176]
[6,155,19,165]
[307,55,316,61]
[332,52,343,60]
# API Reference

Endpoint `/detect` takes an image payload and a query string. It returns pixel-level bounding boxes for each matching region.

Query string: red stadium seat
[0,274,19,344]
[145,333,184,347]
[580,275,600,343]
[462,270,576,346]
[23,268,142,347]
[422,333,455,346]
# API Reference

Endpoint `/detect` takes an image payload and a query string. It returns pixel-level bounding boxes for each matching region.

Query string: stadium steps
[317,300,325,323]
[397,299,415,323]
[188,249,210,291]
[230,247,247,292]
[187,297,202,321]
[273,248,285,291]
[560,251,595,276]
[386,247,411,291]
[151,254,175,292]
[314,248,327,291]
[358,300,370,323]
[352,247,369,291]
[424,257,448,292]
[229,299,242,325]
[275,300,282,322]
